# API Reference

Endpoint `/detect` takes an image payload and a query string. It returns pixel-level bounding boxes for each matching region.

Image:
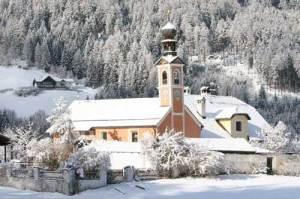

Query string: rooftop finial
[167,10,171,21]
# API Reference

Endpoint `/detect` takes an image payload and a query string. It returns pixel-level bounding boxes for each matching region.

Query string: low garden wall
[0,165,107,195]
[224,153,300,176]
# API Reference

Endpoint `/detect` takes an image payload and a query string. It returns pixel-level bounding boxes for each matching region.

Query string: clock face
[174,90,181,101]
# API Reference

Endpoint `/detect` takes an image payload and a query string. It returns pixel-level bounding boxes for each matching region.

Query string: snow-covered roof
[69,98,170,131]
[36,75,74,83]
[162,22,176,30]
[187,138,256,153]
[215,107,250,120]
[36,75,62,82]
[184,94,270,139]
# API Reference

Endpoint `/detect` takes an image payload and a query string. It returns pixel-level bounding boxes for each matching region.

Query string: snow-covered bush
[14,87,40,97]
[25,138,73,170]
[142,129,224,177]
[41,142,74,170]
[66,142,110,177]
[142,130,189,177]
[188,144,224,176]
[26,138,51,161]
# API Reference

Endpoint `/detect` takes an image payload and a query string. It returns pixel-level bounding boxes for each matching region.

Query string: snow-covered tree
[260,121,292,153]
[4,121,38,160]
[47,97,77,145]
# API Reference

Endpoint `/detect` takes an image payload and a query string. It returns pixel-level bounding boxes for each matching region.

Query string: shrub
[142,129,224,177]
[66,143,111,176]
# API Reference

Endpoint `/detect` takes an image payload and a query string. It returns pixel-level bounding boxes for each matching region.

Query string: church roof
[0,134,10,146]
[69,98,171,131]
[58,94,269,139]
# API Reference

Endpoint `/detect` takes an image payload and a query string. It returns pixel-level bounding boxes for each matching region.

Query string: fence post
[33,167,40,181]
[63,168,76,195]
[123,166,135,182]
[100,169,107,186]
[6,165,11,178]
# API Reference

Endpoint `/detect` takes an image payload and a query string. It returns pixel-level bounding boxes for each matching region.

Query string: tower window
[162,71,168,85]
[174,70,180,85]
[236,121,242,131]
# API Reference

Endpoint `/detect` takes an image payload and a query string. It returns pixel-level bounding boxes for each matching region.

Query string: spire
[161,21,177,56]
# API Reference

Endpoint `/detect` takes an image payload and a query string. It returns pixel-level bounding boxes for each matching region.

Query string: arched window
[162,71,168,84]
[173,70,180,85]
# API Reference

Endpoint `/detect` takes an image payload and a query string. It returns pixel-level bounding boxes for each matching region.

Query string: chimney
[197,96,206,118]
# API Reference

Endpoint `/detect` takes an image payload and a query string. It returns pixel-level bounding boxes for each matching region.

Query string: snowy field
[0,65,97,117]
[1,175,300,199]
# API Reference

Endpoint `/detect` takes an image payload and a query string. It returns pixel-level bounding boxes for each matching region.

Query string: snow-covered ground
[0,65,97,117]
[1,175,300,199]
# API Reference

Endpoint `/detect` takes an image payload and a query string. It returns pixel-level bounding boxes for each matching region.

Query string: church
[49,22,270,144]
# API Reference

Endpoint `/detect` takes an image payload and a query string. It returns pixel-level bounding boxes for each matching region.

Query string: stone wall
[0,166,107,195]
[224,153,300,176]
[273,154,300,176]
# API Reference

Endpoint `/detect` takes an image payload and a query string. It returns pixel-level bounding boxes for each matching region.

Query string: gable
[156,57,169,65]
[171,57,184,64]
[42,76,57,84]
[155,56,185,65]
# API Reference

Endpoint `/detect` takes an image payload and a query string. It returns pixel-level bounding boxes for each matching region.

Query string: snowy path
[1,175,300,199]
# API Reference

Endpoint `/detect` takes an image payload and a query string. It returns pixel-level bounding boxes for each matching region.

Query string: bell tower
[156,22,185,133]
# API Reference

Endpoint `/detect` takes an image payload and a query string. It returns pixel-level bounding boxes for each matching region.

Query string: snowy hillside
[206,55,300,98]
[0,66,96,117]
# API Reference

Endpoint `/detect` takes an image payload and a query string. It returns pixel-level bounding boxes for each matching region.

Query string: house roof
[184,95,270,139]
[36,75,74,83]
[69,98,171,131]
[187,138,256,153]
[36,75,61,82]
[215,107,251,120]
[0,134,10,146]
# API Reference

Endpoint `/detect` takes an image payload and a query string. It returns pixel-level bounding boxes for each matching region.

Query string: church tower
[156,22,185,133]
